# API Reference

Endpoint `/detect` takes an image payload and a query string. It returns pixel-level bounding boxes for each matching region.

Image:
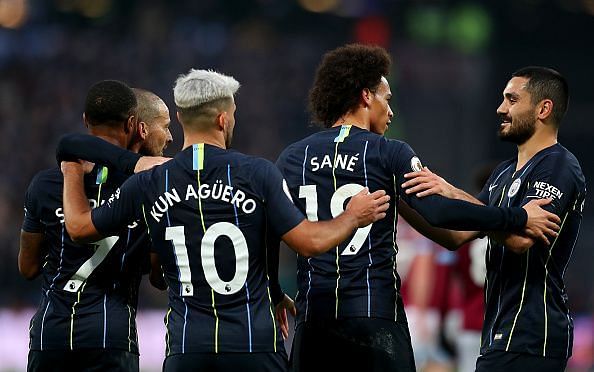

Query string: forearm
[398,200,479,250]
[452,188,483,205]
[57,133,140,174]
[283,212,358,257]
[266,234,285,305]
[489,232,534,254]
[18,231,45,280]
[409,193,527,232]
[62,163,102,242]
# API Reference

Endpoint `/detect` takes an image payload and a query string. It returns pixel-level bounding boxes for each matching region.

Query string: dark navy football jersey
[91,144,305,355]
[477,143,586,359]
[276,125,529,326]
[22,165,148,353]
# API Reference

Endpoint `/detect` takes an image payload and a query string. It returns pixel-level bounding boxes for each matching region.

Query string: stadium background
[0,0,592,370]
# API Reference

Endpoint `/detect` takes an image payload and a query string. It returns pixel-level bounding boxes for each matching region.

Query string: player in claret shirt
[60,69,390,372]
[19,81,170,372]
[402,66,586,372]
[274,44,561,372]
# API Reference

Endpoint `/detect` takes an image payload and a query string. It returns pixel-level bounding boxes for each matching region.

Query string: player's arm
[61,161,102,242]
[397,200,479,250]
[18,231,46,280]
[281,188,389,257]
[401,167,544,251]
[402,167,482,204]
[61,160,142,243]
[19,178,48,279]
[56,133,169,173]
[149,252,167,290]
[258,160,389,258]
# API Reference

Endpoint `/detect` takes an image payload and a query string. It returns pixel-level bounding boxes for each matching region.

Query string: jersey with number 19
[276,125,529,327]
[22,166,147,354]
[91,144,305,356]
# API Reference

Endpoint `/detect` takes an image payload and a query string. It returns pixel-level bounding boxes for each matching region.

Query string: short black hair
[132,88,162,125]
[309,44,391,128]
[512,66,569,126]
[84,80,137,126]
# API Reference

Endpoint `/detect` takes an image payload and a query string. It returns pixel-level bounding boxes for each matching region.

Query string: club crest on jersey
[508,178,522,198]
[410,156,423,172]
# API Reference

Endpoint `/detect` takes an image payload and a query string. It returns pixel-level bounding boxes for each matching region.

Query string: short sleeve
[22,177,44,233]
[253,160,304,237]
[91,173,146,236]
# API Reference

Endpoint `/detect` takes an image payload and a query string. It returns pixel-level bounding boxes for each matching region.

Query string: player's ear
[124,115,137,134]
[216,111,227,131]
[537,99,554,121]
[361,88,373,107]
[137,121,148,140]
[82,113,89,128]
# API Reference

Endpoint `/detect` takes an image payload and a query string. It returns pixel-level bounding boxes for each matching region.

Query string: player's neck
[88,127,128,149]
[182,131,226,150]
[333,110,370,131]
[516,128,557,170]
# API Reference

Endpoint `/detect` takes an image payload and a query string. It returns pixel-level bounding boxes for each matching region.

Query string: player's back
[132,144,301,355]
[277,125,408,325]
[23,166,147,353]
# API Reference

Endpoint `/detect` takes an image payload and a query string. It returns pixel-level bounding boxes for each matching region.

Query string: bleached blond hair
[173,69,240,109]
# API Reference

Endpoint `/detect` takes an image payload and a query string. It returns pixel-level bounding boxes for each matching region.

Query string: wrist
[341,209,360,229]
[61,161,84,176]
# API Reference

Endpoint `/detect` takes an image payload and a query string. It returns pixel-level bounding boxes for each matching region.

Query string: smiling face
[141,100,172,156]
[368,76,394,135]
[496,76,537,145]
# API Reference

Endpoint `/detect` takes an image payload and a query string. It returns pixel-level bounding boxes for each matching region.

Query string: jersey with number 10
[91,144,304,355]
[22,166,147,353]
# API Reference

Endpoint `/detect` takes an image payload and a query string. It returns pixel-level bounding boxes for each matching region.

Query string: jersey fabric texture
[477,143,586,359]
[22,166,148,354]
[275,125,529,327]
[91,144,304,356]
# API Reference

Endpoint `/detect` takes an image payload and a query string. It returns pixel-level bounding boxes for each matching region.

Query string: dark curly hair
[309,44,391,128]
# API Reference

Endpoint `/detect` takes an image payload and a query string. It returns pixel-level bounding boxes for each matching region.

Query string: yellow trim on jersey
[196,171,207,233]
[196,168,218,352]
[211,289,219,353]
[542,211,569,356]
[165,307,172,356]
[69,282,86,350]
[127,304,133,352]
[332,140,340,318]
[264,223,277,351]
[392,176,399,321]
[506,250,529,351]
[266,286,278,352]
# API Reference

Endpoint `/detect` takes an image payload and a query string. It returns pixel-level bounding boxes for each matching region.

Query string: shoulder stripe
[333,125,352,143]
[193,143,205,171]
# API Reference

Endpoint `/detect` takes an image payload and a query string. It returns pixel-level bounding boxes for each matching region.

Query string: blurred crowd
[0,0,592,370]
